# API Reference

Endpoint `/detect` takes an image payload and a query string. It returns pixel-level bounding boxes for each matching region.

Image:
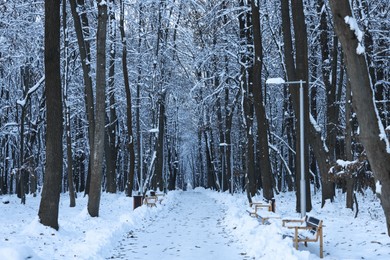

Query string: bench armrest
[282,218,305,227]
[250,202,272,212]
[287,226,312,230]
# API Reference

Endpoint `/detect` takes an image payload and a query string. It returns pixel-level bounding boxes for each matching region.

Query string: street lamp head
[265,77,286,84]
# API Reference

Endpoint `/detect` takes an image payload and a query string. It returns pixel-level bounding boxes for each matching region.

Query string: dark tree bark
[63,0,76,207]
[135,2,144,193]
[154,91,166,192]
[251,0,274,201]
[239,0,256,197]
[87,0,108,217]
[290,0,312,213]
[69,0,94,196]
[197,117,204,187]
[330,0,390,235]
[119,0,135,197]
[281,0,312,212]
[38,0,62,230]
[204,128,217,190]
[216,94,224,190]
[105,3,118,194]
[317,0,337,203]
[280,0,297,193]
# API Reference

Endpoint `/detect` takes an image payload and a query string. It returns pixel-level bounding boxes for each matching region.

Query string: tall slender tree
[281,0,312,212]
[250,0,274,201]
[63,0,76,207]
[119,0,135,196]
[87,0,108,217]
[69,0,94,195]
[105,1,118,194]
[38,0,62,230]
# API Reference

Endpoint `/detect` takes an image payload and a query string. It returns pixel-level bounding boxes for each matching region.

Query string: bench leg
[319,229,323,258]
[294,230,299,249]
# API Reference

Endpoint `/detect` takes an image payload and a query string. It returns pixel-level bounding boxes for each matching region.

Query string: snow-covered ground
[0,187,389,259]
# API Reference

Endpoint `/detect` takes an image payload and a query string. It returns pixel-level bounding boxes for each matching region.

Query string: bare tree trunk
[119,0,135,197]
[251,0,273,201]
[69,0,94,196]
[225,90,240,193]
[87,0,107,217]
[63,0,76,207]
[330,0,390,235]
[291,0,312,213]
[216,95,227,191]
[18,101,26,204]
[38,0,62,230]
[204,129,217,190]
[239,0,256,198]
[281,0,312,212]
[154,91,166,192]
[105,3,118,194]
[135,2,143,193]
[317,0,336,202]
[197,118,204,187]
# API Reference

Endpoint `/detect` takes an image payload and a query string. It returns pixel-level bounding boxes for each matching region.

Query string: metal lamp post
[266,78,306,217]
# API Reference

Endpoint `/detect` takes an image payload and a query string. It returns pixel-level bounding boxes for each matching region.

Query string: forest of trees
[0,0,389,233]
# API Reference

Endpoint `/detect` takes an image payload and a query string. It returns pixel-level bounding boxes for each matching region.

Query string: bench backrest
[306,216,322,236]
[306,216,320,227]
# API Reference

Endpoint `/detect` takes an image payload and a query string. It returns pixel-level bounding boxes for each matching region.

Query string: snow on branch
[17,76,45,107]
[344,16,365,55]
[329,152,375,193]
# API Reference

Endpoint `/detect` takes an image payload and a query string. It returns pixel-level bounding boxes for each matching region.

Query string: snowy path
[107,191,248,260]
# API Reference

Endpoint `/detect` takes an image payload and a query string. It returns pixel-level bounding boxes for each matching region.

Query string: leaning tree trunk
[329,0,390,235]
[69,0,94,196]
[38,0,62,230]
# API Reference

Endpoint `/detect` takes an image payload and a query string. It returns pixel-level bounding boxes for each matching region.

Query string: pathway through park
[108,191,249,260]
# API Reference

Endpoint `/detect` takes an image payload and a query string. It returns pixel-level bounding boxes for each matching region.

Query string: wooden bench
[156,193,165,203]
[143,196,158,207]
[247,200,278,224]
[282,216,324,258]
